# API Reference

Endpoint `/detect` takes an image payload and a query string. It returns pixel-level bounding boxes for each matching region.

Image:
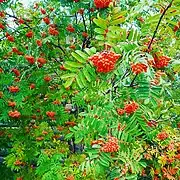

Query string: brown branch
[148,0,174,50]
[6,12,32,29]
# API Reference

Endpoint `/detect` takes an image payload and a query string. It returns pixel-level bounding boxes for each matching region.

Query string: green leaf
[84,47,96,56]
[99,157,109,167]
[63,77,74,88]
[110,17,125,25]
[75,50,88,61]
[75,136,83,144]
[76,74,84,89]
[126,174,138,180]
[65,61,84,68]
[61,73,76,79]
[83,68,91,82]
[93,18,107,29]
[64,64,78,72]
[72,52,86,63]
[86,64,96,78]
[95,35,105,41]
[78,71,87,87]
[65,133,73,140]
[94,28,105,34]
[128,30,134,41]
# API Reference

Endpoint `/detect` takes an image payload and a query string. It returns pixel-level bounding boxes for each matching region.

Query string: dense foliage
[0,0,180,179]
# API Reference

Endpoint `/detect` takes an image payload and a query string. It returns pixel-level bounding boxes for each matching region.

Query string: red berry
[40,8,46,14]
[12,68,20,77]
[82,32,88,37]
[26,31,33,38]
[69,45,76,49]
[37,57,47,65]
[0,68,3,73]
[8,101,16,107]
[60,65,66,70]
[36,39,42,47]
[78,8,84,15]
[0,11,5,18]
[44,76,51,82]
[29,83,35,89]
[7,35,14,42]
[0,23,5,29]
[43,17,50,24]
[25,55,35,64]
[18,18,24,24]
[173,25,179,32]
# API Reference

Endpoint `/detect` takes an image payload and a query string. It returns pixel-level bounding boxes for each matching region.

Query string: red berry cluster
[0,23,5,29]
[153,55,171,68]
[131,63,148,74]
[8,86,19,93]
[48,27,59,36]
[94,0,112,9]
[101,137,119,153]
[151,70,166,86]
[117,101,139,115]
[46,111,56,120]
[8,110,21,118]
[157,131,168,141]
[124,101,139,114]
[25,55,35,64]
[89,51,120,73]
[7,35,15,42]
[66,24,75,33]
[26,31,33,38]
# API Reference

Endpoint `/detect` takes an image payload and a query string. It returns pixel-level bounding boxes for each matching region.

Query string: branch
[129,74,138,87]
[88,3,93,38]
[6,12,32,29]
[148,0,174,50]
[82,14,87,32]
[51,42,66,54]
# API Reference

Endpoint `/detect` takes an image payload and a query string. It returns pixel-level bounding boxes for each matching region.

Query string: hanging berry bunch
[94,0,112,9]
[117,101,139,115]
[89,51,120,73]
[153,54,171,69]
[101,137,119,153]
[151,70,166,86]
[131,63,148,74]
[124,101,139,114]
[157,131,169,141]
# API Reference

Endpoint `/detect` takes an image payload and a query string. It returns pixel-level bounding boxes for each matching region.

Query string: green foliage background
[0,0,179,179]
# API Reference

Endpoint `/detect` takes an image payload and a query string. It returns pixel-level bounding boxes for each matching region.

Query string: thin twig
[148,0,174,50]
